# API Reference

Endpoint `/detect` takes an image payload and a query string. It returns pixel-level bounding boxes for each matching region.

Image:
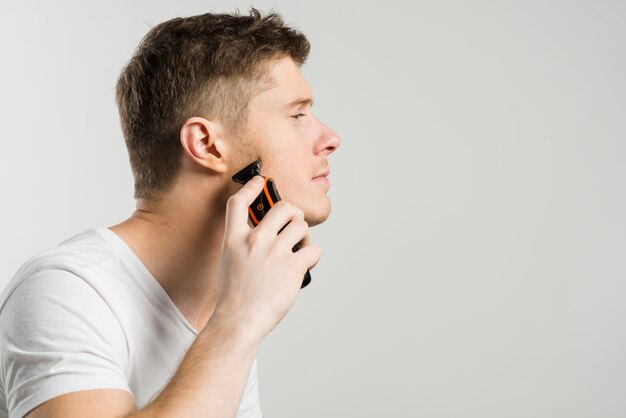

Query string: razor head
[232,160,262,184]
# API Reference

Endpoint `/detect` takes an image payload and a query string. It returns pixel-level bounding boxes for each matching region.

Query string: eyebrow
[284,97,314,109]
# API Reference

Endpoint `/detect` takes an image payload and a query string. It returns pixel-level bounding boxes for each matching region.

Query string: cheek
[260,126,312,172]
[259,148,310,202]
[254,119,321,195]
[263,152,307,185]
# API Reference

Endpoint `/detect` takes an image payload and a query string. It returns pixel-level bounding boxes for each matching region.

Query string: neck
[109,179,233,332]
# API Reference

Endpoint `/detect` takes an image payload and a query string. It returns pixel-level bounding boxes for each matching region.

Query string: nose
[314,118,341,156]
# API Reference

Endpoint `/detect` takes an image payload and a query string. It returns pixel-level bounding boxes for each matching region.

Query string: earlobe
[180,117,228,174]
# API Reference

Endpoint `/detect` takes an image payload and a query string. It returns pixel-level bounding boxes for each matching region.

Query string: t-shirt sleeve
[236,357,263,418]
[0,268,131,418]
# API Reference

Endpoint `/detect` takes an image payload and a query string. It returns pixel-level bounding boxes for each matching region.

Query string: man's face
[232,57,341,226]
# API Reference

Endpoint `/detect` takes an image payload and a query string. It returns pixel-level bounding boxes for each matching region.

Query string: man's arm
[26,390,135,418]
[131,310,261,418]
[27,312,260,418]
[25,176,320,418]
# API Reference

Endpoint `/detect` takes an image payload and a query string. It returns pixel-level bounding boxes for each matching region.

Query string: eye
[292,113,307,120]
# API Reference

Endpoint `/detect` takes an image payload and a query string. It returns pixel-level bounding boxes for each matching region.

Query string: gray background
[1,0,625,417]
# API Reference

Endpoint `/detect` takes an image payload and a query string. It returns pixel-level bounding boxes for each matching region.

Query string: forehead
[252,57,313,110]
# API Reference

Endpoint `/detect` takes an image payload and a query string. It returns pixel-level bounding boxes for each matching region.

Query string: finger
[275,219,309,253]
[297,233,310,248]
[257,201,304,237]
[225,176,265,236]
[294,243,322,272]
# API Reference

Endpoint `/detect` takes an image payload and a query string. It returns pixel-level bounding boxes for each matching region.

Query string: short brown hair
[115,8,310,200]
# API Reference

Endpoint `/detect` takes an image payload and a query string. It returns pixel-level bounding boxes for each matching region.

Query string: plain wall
[1,0,625,417]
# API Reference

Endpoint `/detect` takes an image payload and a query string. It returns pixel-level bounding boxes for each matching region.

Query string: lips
[313,169,330,179]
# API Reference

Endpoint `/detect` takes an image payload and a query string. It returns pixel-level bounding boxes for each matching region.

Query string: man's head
[116,8,340,226]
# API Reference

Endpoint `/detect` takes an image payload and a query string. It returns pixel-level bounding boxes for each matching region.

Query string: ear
[179,116,228,174]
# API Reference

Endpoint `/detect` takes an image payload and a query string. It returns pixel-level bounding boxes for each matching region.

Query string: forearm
[127,312,262,418]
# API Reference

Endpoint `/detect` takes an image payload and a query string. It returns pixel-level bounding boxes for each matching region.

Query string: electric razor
[232,160,312,289]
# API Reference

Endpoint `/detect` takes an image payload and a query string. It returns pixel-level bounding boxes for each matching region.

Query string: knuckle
[286,204,304,220]
[274,200,290,211]
[273,201,303,219]
[307,244,322,265]
[227,195,242,209]
[297,219,309,231]
[246,231,260,247]
[246,229,267,248]
[224,238,238,252]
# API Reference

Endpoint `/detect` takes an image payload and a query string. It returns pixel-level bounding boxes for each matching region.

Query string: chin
[305,199,332,227]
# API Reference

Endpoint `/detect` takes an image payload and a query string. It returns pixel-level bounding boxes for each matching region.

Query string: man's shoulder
[0,227,130,359]
[0,229,133,418]
[0,227,119,312]
[43,226,119,268]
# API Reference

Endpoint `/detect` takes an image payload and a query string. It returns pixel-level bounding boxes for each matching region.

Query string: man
[0,8,340,418]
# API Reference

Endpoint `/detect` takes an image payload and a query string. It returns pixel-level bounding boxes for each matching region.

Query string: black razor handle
[232,160,311,289]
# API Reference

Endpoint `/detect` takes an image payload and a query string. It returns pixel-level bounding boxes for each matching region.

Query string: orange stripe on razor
[248,207,260,225]
[263,177,275,207]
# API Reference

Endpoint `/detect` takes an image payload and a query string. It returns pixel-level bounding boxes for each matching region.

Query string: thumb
[225,175,265,236]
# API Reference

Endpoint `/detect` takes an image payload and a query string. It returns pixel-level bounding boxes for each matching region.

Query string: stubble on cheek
[228,134,260,178]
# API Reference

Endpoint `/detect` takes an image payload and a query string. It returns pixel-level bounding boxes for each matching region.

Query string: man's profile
[0,8,340,418]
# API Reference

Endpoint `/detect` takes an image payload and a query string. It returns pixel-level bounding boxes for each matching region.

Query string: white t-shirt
[0,227,262,418]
